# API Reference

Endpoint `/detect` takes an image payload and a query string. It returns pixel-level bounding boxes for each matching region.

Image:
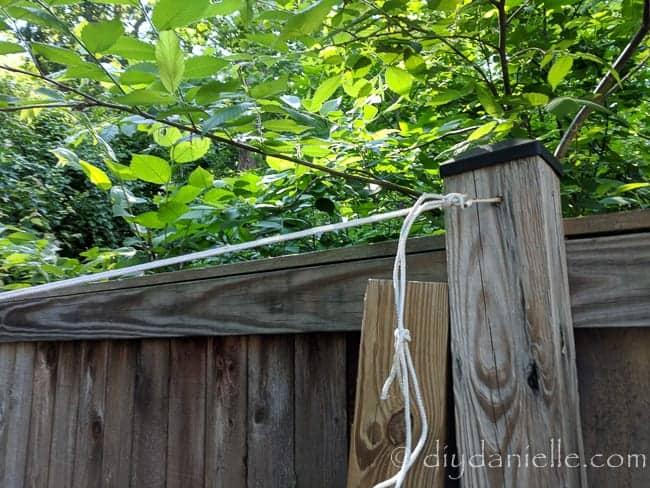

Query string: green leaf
[548,56,573,90]
[156,31,185,93]
[206,0,241,15]
[521,92,550,106]
[115,89,176,106]
[170,185,202,204]
[79,160,112,190]
[615,182,650,193]
[6,7,66,31]
[31,43,85,66]
[263,119,312,134]
[133,211,166,229]
[0,41,24,55]
[153,126,183,147]
[170,137,211,163]
[183,55,228,79]
[105,160,136,180]
[250,76,288,99]
[106,36,156,60]
[119,63,158,85]
[468,121,497,141]
[60,62,111,82]
[202,103,254,131]
[385,66,414,95]
[188,166,214,188]
[266,155,295,171]
[475,84,502,116]
[158,201,189,223]
[279,0,338,41]
[152,0,210,30]
[80,19,124,53]
[130,154,171,184]
[311,76,340,111]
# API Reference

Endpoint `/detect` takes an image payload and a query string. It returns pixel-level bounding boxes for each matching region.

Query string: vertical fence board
[102,341,136,487]
[2,343,35,488]
[247,335,295,488]
[295,333,348,488]
[576,327,650,487]
[131,339,169,488]
[166,339,206,488]
[0,343,17,483]
[205,336,248,487]
[48,342,82,488]
[72,341,109,488]
[347,280,449,488]
[25,342,58,488]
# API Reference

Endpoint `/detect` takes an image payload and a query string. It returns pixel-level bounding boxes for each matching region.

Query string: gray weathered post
[441,139,587,487]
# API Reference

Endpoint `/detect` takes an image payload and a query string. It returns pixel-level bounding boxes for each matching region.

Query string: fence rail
[1,210,649,341]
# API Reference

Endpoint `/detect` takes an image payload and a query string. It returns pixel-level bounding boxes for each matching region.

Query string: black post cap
[439,139,563,178]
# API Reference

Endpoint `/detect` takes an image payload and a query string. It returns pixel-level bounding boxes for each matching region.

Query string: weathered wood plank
[0,343,16,483]
[130,339,169,488]
[48,342,82,488]
[567,232,650,328]
[1,229,647,341]
[25,342,58,488]
[101,341,136,487]
[295,333,348,488]
[575,327,650,487]
[443,153,586,487]
[563,209,650,237]
[0,253,446,340]
[166,338,206,488]
[72,341,109,488]
[347,280,449,488]
[205,336,248,487]
[247,335,295,488]
[1,343,35,488]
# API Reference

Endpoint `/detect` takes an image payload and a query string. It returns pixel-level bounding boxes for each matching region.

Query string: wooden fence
[0,209,648,487]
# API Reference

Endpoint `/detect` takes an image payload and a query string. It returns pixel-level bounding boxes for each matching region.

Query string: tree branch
[555,0,650,160]
[495,0,512,95]
[0,65,419,198]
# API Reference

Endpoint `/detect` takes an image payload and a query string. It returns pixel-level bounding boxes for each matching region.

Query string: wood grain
[25,342,58,488]
[567,232,650,328]
[444,157,587,487]
[1,231,648,341]
[247,335,295,488]
[205,336,248,487]
[295,333,348,488]
[166,338,206,488]
[575,327,650,487]
[1,343,35,488]
[563,208,650,237]
[347,280,449,488]
[101,341,136,487]
[48,342,82,488]
[0,253,446,341]
[131,339,169,488]
[72,341,109,488]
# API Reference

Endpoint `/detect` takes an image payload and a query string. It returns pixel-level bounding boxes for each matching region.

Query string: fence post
[441,139,587,487]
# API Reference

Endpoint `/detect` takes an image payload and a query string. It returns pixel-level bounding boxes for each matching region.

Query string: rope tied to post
[374,192,500,488]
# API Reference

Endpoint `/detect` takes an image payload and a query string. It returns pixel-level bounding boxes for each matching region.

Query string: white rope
[0,206,413,302]
[373,192,498,488]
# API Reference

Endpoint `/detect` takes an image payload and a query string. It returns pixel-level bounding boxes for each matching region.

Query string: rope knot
[442,192,471,208]
[394,328,411,344]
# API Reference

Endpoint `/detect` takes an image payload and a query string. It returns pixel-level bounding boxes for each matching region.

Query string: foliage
[0,0,649,288]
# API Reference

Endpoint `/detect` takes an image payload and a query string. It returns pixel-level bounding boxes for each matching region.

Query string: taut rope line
[0,193,499,302]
